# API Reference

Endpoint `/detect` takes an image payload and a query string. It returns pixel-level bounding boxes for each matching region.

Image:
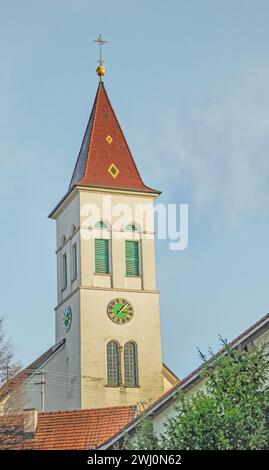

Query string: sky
[1,0,269,379]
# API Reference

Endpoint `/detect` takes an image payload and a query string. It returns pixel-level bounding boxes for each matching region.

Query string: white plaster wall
[51,186,164,410]
[79,189,157,292]
[55,290,81,409]
[26,346,66,411]
[55,192,81,304]
[80,288,163,409]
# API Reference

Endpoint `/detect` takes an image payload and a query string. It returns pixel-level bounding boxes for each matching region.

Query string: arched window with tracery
[107,340,120,386]
[124,341,138,386]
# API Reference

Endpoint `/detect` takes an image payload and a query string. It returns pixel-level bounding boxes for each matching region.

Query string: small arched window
[95,221,108,229]
[125,223,138,232]
[107,341,120,386]
[124,341,138,386]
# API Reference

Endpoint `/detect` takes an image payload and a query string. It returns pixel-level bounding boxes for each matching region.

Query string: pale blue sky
[1,0,269,378]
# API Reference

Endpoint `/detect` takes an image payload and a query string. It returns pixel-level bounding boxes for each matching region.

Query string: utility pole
[34,370,46,412]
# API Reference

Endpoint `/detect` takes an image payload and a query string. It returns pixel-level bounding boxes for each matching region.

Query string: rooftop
[0,405,136,450]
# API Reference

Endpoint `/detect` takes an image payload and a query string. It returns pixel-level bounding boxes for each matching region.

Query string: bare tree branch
[0,317,24,448]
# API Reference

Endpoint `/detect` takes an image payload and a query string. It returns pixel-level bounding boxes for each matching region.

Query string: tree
[124,340,269,450]
[162,341,269,450]
[0,317,20,387]
[122,418,160,450]
[0,317,23,448]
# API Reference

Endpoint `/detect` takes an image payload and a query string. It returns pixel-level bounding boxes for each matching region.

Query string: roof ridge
[80,81,103,186]
[69,84,100,190]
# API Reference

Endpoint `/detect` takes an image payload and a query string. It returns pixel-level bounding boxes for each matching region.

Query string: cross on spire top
[94,33,107,65]
[94,34,107,81]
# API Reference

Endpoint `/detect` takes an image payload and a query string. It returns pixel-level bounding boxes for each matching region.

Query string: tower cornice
[49,184,160,220]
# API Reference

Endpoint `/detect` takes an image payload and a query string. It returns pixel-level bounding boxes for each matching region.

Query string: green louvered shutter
[125,240,140,276]
[95,239,110,273]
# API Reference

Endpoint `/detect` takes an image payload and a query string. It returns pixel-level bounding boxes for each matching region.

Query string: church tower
[49,44,167,410]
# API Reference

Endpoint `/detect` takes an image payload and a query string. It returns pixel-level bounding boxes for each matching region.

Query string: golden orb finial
[94,34,108,82]
[96,64,106,80]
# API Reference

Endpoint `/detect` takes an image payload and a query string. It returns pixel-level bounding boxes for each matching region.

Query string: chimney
[23,409,38,439]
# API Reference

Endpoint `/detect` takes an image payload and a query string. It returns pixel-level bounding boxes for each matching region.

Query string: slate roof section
[69,82,158,193]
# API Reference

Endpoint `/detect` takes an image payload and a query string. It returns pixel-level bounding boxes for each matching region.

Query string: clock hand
[118,303,130,314]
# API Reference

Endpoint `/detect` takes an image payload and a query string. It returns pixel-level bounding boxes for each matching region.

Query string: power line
[22,383,150,408]
[21,368,166,393]
[15,377,162,402]
[9,374,164,404]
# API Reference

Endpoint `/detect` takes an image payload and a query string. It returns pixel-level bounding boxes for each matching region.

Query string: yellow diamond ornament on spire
[108,163,119,178]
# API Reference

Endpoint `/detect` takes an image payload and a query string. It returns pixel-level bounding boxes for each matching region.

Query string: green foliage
[122,418,160,450]
[121,432,133,450]
[123,341,269,450]
[135,418,160,450]
[162,342,269,450]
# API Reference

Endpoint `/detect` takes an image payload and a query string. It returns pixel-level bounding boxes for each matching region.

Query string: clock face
[63,306,72,332]
[107,298,134,325]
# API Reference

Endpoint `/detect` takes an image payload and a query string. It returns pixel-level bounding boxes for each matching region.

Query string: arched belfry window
[125,240,140,276]
[94,221,110,274]
[125,223,140,233]
[107,341,120,386]
[94,221,108,229]
[124,224,141,276]
[124,341,138,386]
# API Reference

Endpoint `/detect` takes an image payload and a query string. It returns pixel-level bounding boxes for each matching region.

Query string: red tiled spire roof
[69,82,158,193]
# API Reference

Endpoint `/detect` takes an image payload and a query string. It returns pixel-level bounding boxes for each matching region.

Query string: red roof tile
[19,406,136,450]
[69,82,158,193]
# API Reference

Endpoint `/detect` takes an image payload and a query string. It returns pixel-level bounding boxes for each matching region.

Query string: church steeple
[48,41,168,411]
[69,82,158,193]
